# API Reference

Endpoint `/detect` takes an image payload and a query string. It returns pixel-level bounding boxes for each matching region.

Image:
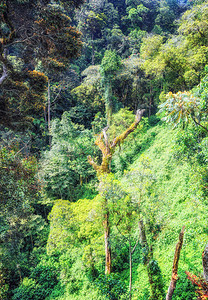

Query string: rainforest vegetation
[1,0,208,299]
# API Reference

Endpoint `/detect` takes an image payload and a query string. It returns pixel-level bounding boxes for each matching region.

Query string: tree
[100,50,122,125]
[158,68,208,134]
[0,145,47,297]
[99,174,140,300]
[166,226,185,300]
[40,112,97,201]
[0,0,83,129]
[88,109,145,274]
[71,65,105,128]
[78,10,107,64]
[178,2,208,47]
[123,156,165,300]
[127,5,149,29]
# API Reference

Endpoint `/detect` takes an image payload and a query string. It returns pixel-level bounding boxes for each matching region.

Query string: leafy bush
[12,278,39,300]
[147,260,165,300]
[95,273,127,300]
[172,271,197,300]
[12,259,61,300]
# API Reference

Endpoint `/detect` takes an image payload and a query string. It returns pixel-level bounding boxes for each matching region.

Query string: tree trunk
[91,33,95,65]
[105,82,113,126]
[0,62,8,85]
[203,243,208,282]
[166,226,185,300]
[88,110,145,276]
[48,80,51,147]
[129,241,132,300]
[0,50,8,85]
[104,211,111,274]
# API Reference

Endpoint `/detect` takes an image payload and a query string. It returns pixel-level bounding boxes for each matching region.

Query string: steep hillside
[41,120,208,300]
[118,121,207,299]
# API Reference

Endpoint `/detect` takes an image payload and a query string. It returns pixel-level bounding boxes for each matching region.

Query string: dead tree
[166,226,185,300]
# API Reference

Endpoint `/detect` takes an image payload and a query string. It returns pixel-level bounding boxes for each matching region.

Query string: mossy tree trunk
[88,109,145,274]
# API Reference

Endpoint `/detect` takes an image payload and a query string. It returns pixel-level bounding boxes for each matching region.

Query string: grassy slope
[123,122,208,299]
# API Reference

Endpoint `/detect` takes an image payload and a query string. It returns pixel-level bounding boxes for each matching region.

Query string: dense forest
[0,0,208,299]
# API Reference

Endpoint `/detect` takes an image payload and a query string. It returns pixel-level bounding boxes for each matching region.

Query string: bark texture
[166,226,185,300]
[88,109,145,176]
[104,212,111,274]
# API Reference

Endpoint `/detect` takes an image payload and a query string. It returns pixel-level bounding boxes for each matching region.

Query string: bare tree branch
[111,109,145,148]
[166,226,185,300]
[89,109,145,176]
[103,125,109,151]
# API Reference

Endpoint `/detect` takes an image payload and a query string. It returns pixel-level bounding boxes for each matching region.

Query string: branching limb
[191,115,208,133]
[87,155,100,172]
[111,109,145,148]
[103,125,109,152]
[132,235,140,254]
[2,5,16,45]
[0,49,9,85]
[95,132,107,156]
[89,109,145,175]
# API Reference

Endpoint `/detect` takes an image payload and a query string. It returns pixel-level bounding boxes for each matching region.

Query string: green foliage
[80,11,107,38]
[128,4,149,28]
[100,50,122,80]
[178,2,208,47]
[100,50,122,123]
[158,91,200,127]
[172,271,197,300]
[0,69,48,130]
[108,108,138,140]
[12,278,38,300]
[141,35,164,61]
[99,173,138,235]
[47,197,103,260]
[71,65,105,127]
[12,258,61,300]
[40,112,97,201]
[3,1,208,300]
[0,144,48,297]
[46,198,106,299]
[147,260,165,300]
[95,273,127,300]
[0,0,83,130]
[158,70,208,132]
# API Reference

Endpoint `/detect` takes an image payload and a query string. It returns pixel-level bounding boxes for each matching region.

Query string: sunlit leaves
[159,91,200,127]
[178,3,208,47]
[47,197,103,262]
[158,70,208,132]
[100,50,122,80]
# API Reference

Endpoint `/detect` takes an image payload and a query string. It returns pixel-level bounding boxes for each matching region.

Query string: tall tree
[88,108,145,274]
[100,50,121,125]
[0,0,83,129]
